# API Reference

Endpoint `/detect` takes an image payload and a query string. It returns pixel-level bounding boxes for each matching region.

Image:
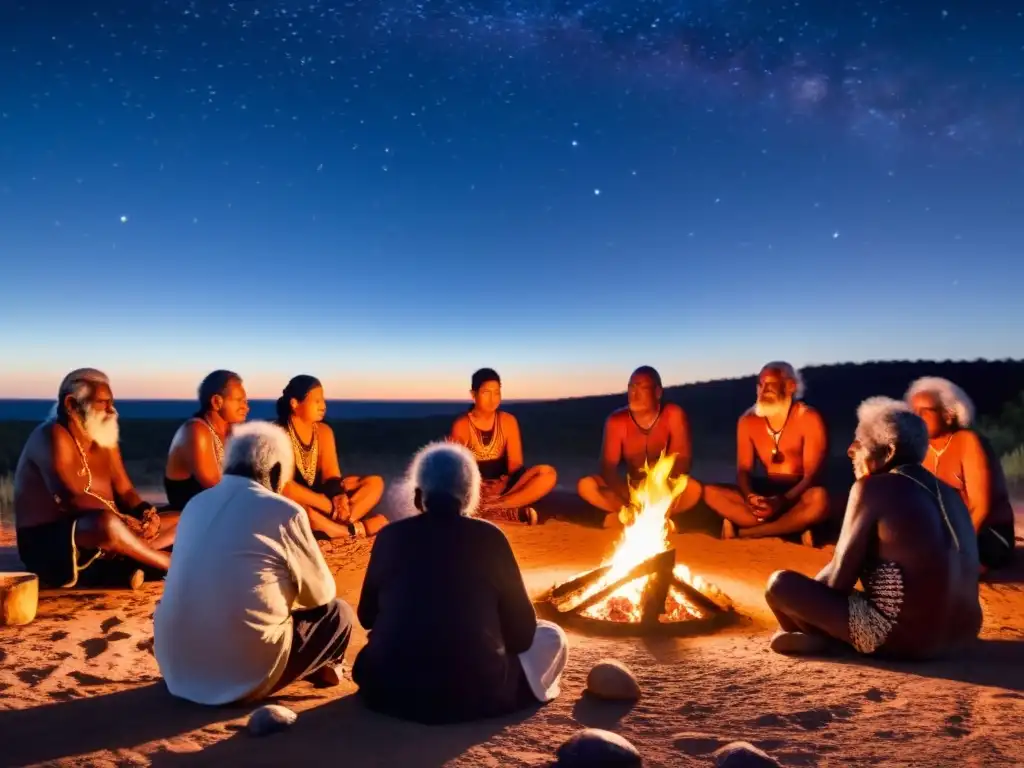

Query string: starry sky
[1,1,1022,401]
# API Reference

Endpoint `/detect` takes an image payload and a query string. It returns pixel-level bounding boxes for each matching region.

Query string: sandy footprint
[80,637,109,660]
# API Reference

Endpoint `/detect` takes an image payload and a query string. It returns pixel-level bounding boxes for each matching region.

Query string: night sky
[1,1,1022,400]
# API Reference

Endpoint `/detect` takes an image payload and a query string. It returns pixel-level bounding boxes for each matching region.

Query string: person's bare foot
[721,520,737,540]
[309,663,344,687]
[769,630,831,656]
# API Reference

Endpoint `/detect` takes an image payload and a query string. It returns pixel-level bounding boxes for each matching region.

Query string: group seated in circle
[155,430,568,720]
[9,362,1017,594]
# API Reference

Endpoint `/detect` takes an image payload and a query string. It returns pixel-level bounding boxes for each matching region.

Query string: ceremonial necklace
[629,407,662,460]
[198,416,225,467]
[928,433,955,473]
[764,403,794,465]
[467,412,505,461]
[288,420,319,486]
[69,432,120,516]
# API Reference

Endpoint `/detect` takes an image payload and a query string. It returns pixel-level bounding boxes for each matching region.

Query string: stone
[247,704,298,737]
[0,572,39,627]
[712,741,782,767]
[555,728,642,767]
[586,659,641,701]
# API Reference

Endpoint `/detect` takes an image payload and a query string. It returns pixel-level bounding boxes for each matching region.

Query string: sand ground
[1,498,1023,768]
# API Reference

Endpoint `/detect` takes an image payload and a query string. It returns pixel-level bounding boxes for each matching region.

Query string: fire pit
[536,454,737,637]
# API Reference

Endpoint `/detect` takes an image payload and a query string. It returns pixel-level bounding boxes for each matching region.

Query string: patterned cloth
[848,560,904,654]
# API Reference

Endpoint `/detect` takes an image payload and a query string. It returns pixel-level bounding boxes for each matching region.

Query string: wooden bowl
[0,572,39,627]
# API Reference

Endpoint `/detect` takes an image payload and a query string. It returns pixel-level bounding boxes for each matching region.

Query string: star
[120,215,128,223]
[832,231,840,239]
[593,188,601,196]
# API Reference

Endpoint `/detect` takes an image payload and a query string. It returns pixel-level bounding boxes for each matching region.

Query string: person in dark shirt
[352,441,568,725]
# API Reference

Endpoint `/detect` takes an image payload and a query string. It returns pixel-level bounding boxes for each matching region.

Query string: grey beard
[754,398,792,420]
[83,410,120,448]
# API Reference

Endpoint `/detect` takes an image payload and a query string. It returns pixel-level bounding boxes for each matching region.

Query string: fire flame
[562,452,731,623]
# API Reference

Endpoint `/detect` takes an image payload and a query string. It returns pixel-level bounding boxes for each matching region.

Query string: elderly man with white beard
[704,361,830,544]
[13,368,178,589]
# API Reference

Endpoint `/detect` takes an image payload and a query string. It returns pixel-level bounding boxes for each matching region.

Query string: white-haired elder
[704,361,830,545]
[155,421,354,706]
[352,441,568,724]
[906,377,1016,572]
[13,368,177,589]
[765,397,981,659]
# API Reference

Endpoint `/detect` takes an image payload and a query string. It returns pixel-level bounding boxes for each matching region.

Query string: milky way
[0,1,1021,398]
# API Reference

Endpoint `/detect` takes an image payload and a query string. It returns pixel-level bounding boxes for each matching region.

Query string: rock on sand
[712,741,782,767]
[555,728,642,767]
[586,659,641,701]
[247,704,298,737]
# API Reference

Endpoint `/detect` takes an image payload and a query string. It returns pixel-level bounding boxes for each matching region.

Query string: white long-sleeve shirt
[154,474,335,705]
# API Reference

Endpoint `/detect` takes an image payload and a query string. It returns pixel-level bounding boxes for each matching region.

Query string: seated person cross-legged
[155,422,355,705]
[352,441,569,725]
[577,366,702,529]
[164,369,250,510]
[704,361,829,545]
[449,368,557,526]
[906,377,1017,573]
[275,375,387,539]
[765,397,982,659]
[14,368,177,590]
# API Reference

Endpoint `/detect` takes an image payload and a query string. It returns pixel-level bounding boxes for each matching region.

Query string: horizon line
[3,357,1021,403]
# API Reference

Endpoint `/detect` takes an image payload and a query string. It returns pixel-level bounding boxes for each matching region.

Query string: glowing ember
[561,452,732,624]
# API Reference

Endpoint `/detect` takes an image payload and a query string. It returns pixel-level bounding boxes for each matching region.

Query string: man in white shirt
[154,420,354,706]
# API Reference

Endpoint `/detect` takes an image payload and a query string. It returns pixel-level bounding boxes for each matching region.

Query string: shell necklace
[288,420,319,486]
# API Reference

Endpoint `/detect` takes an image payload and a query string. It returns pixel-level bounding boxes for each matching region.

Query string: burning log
[536,452,737,637]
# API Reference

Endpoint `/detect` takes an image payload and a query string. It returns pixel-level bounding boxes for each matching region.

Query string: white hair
[223,421,295,492]
[855,396,929,465]
[408,440,481,515]
[51,368,110,420]
[905,376,975,429]
[760,361,805,400]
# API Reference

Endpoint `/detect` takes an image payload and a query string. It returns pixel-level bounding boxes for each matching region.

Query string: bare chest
[621,421,671,468]
[750,417,809,474]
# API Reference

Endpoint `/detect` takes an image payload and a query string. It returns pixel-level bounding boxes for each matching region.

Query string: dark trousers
[271,598,355,692]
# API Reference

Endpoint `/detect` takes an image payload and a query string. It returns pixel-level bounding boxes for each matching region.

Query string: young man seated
[155,421,354,706]
[906,377,1017,573]
[449,368,557,525]
[14,368,177,589]
[352,441,569,724]
[704,362,829,545]
[577,366,702,529]
[765,397,981,659]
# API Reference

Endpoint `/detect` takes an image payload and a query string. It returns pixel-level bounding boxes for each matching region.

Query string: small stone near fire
[586,659,641,701]
[555,728,642,767]
[712,741,781,767]
[247,704,298,737]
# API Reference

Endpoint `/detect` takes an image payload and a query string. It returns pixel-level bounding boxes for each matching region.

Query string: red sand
[1,507,1023,767]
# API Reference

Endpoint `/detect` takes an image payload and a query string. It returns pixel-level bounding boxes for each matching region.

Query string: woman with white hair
[155,421,354,706]
[764,397,981,659]
[906,377,1016,572]
[352,441,568,724]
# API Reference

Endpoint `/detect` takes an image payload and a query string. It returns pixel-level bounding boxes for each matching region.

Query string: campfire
[537,454,735,636]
